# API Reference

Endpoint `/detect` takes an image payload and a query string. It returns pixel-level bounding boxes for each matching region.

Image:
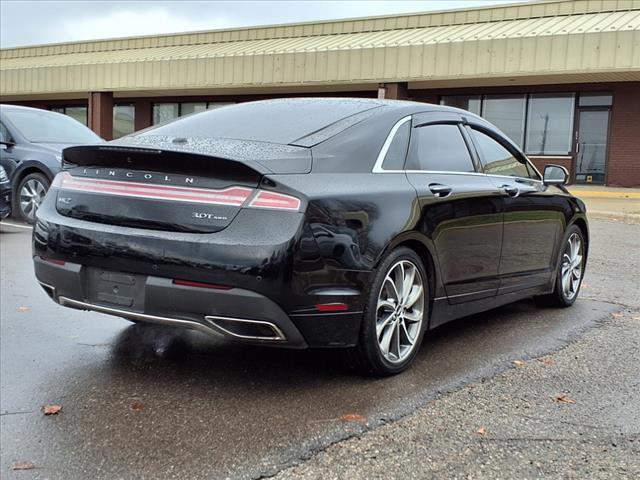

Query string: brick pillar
[88,91,113,140]
[134,99,152,132]
[378,82,408,100]
[606,82,640,187]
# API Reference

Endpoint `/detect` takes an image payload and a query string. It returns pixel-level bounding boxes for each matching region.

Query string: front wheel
[352,247,428,376]
[537,225,586,308]
[15,172,50,224]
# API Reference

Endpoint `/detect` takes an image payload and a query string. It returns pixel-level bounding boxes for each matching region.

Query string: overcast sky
[1,0,530,48]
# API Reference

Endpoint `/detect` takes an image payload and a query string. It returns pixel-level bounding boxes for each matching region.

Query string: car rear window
[140,99,383,145]
[3,108,101,144]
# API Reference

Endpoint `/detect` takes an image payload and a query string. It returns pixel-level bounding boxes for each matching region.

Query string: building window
[440,93,577,155]
[578,92,613,107]
[180,102,207,116]
[113,104,135,139]
[440,95,481,115]
[153,103,179,125]
[152,101,235,125]
[481,95,526,148]
[525,94,574,155]
[50,105,88,125]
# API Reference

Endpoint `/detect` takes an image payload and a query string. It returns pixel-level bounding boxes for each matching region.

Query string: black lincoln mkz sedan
[33,98,588,375]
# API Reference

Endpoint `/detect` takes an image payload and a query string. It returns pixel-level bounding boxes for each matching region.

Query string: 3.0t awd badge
[192,212,228,220]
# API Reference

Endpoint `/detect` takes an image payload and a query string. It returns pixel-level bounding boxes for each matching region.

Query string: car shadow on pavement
[106,297,581,384]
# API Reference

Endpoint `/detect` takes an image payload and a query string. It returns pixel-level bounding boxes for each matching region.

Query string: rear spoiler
[63,136,312,176]
[63,145,263,183]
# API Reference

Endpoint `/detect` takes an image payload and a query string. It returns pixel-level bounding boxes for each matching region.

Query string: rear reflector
[57,172,253,207]
[172,279,233,290]
[248,190,301,211]
[315,303,349,312]
[39,256,66,266]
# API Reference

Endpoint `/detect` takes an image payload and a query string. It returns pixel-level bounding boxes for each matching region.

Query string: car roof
[137,97,465,147]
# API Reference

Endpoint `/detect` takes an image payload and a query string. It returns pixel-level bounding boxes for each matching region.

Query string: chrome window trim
[372,115,412,173]
[372,115,543,182]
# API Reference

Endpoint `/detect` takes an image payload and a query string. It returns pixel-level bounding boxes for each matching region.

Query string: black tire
[536,224,586,308]
[351,246,429,376]
[14,172,50,224]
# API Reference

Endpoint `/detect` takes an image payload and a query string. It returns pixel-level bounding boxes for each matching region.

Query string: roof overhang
[1,0,639,98]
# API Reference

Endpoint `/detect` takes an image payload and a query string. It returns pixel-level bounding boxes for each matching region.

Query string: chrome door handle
[500,184,519,197]
[428,183,452,198]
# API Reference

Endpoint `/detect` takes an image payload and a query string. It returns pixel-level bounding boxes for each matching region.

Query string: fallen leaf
[553,394,576,404]
[476,427,487,435]
[130,401,145,412]
[341,413,366,422]
[513,360,526,367]
[12,461,35,471]
[537,357,556,366]
[17,306,31,312]
[43,404,62,415]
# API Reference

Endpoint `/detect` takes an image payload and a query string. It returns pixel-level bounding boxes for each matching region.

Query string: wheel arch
[12,165,53,195]
[377,231,441,324]
[569,216,589,263]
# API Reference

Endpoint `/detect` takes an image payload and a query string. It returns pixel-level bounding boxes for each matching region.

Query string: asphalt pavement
[0,215,638,479]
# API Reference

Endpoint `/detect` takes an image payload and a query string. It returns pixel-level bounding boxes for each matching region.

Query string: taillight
[248,190,301,211]
[39,256,66,266]
[172,279,233,290]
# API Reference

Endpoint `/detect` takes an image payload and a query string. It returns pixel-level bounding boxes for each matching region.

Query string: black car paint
[32,99,588,349]
[0,165,11,218]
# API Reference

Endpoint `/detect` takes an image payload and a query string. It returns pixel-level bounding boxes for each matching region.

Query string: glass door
[575,110,609,184]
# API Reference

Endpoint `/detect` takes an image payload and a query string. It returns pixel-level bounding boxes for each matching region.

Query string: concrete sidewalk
[568,185,640,224]
[568,185,640,199]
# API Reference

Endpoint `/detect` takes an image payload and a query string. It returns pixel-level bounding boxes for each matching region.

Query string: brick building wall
[607,82,640,187]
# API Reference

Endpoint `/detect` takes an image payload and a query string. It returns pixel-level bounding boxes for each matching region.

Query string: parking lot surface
[1,217,637,479]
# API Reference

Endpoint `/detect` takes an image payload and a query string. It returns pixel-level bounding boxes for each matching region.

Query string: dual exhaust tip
[204,316,286,342]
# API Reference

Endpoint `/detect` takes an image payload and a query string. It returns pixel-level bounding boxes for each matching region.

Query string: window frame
[464,124,541,182]
[406,121,479,174]
[373,113,486,175]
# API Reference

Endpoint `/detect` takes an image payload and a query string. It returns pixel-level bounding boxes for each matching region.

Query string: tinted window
[481,95,526,147]
[381,121,410,170]
[407,124,475,172]
[525,94,574,155]
[113,105,135,139]
[470,129,530,178]
[0,122,12,142]
[144,99,382,145]
[440,95,481,115]
[153,103,179,125]
[3,108,100,143]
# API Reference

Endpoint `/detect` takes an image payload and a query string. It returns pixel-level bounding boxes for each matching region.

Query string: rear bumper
[34,256,309,348]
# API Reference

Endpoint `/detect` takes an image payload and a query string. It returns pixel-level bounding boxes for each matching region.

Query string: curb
[587,211,640,224]
[568,190,640,199]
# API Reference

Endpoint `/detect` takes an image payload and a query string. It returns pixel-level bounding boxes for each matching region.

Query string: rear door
[466,126,562,293]
[405,113,504,304]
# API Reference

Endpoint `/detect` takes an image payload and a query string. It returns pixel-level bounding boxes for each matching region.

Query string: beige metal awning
[1,0,639,98]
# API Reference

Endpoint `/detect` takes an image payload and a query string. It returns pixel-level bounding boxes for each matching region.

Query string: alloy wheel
[376,260,424,364]
[20,179,47,221]
[561,232,583,300]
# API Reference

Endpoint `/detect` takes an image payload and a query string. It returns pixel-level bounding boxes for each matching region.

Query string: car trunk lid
[55,143,308,233]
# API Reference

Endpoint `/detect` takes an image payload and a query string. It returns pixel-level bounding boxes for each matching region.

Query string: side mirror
[543,164,569,186]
